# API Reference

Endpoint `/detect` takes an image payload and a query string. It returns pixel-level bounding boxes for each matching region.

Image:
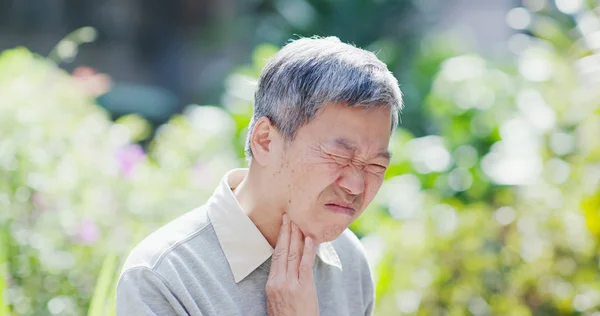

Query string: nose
[337,165,366,196]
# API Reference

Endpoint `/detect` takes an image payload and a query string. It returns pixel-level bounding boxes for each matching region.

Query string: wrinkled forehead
[313,103,393,133]
[312,102,395,127]
[300,104,393,153]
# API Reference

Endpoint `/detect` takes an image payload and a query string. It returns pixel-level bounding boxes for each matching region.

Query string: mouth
[325,203,356,216]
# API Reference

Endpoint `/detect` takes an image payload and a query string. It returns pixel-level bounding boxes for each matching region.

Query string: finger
[287,222,304,280]
[299,236,317,285]
[270,213,290,277]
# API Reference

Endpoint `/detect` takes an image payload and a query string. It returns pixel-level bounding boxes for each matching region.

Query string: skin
[266,214,319,316]
[235,102,392,246]
[233,102,392,315]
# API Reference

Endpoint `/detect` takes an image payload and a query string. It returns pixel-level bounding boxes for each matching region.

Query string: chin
[311,224,347,243]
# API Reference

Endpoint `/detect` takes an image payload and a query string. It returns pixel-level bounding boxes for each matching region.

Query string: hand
[266,214,319,316]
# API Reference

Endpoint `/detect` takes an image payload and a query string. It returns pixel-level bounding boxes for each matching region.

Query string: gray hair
[245,36,403,159]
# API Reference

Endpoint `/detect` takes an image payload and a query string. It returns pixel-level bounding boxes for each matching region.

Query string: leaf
[0,47,33,75]
[115,114,152,143]
[87,253,118,316]
[252,44,279,74]
[0,224,11,316]
[375,252,395,305]
[530,16,572,50]
[582,191,600,237]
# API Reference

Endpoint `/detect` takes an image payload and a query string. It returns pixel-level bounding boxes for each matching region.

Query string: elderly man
[116,36,403,316]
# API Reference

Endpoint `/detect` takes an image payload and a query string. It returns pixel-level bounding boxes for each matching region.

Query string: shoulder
[331,229,375,311]
[331,228,373,280]
[120,205,214,275]
[331,228,369,265]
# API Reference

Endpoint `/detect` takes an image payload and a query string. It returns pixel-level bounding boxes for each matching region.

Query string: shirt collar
[207,168,342,283]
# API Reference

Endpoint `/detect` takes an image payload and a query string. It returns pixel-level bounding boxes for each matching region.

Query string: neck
[233,167,282,248]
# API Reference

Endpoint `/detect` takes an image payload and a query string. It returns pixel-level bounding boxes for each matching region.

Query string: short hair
[245,36,403,159]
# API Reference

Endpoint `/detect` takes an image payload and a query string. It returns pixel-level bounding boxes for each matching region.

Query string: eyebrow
[332,137,392,160]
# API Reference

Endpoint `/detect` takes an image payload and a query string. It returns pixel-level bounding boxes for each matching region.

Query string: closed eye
[329,153,352,165]
[321,146,352,165]
[365,164,387,174]
[320,145,388,172]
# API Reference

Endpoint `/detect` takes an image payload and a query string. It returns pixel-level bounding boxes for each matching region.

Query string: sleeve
[364,279,375,316]
[116,267,195,316]
[363,258,376,316]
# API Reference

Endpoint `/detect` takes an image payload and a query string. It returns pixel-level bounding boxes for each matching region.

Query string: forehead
[301,103,393,150]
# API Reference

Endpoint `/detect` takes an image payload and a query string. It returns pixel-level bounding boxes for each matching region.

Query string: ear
[249,117,279,166]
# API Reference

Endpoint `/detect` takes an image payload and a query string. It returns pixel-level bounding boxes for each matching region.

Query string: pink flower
[115,144,145,176]
[32,192,47,211]
[72,66,112,97]
[76,219,100,245]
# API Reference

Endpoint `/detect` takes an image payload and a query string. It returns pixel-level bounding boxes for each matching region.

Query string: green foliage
[1,223,11,316]
[0,47,242,315]
[87,253,117,316]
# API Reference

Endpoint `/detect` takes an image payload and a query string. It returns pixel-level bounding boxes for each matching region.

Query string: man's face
[271,103,392,243]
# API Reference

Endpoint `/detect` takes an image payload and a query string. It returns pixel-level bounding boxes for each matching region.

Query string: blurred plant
[86,252,118,316]
[71,67,111,98]
[356,1,600,314]
[46,27,98,66]
[0,46,241,315]
[1,223,9,315]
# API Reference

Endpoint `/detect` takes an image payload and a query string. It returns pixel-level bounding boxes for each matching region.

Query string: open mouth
[325,203,356,216]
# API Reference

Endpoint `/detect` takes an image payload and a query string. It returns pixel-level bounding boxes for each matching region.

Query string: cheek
[293,155,342,185]
[364,175,384,202]
[287,164,340,213]
[285,148,345,205]
[290,169,334,202]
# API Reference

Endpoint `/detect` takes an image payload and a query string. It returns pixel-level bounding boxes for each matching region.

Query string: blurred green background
[1,0,600,315]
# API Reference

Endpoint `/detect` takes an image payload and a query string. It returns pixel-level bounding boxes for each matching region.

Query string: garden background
[1,0,600,315]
